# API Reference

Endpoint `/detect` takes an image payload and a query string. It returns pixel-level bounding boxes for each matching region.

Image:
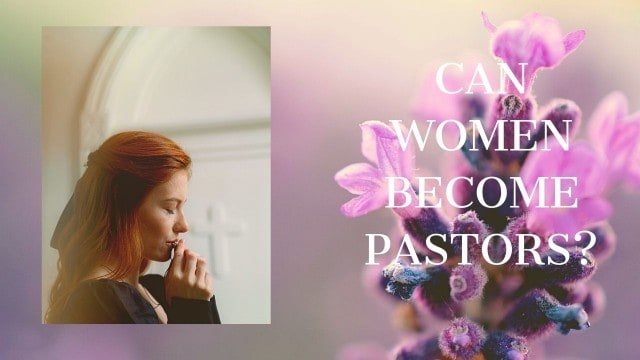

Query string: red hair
[46,131,191,323]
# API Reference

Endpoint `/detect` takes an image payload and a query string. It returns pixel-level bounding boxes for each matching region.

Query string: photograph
[41,26,271,324]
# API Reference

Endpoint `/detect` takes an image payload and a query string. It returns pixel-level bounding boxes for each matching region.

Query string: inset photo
[42,27,270,324]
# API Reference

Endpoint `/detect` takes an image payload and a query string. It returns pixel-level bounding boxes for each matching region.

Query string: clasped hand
[164,239,214,305]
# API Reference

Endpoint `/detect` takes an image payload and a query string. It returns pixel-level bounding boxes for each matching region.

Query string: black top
[59,274,221,324]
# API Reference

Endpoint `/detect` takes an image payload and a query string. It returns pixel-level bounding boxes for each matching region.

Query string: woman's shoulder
[71,278,137,302]
[62,278,158,324]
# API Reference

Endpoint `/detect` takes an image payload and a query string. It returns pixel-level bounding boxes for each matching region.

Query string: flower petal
[608,119,640,180]
[360,122,379,164]
[563,30,586,53]
[361,121,415,180]
[340,189,388,218]
[412,58,493,126]
[486,12,584,93]
[588,92,628,155]
[481,11,496,33]
[559,142,606,198]
[572,197,612,230]
[335,162,382,195]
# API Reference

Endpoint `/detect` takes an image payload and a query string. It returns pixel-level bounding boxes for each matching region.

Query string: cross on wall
[189,202,246,278]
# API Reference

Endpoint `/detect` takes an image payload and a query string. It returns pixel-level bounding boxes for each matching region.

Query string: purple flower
[414,266,463,320]
[524,247,596,286]
[439,318,486,359]
[501,289,590,337]
[482,12,585,94]
[584,222,616,262]
[382,262,431,301]
[520,140,611,237]
[392,335,442,360]
[336,12,633,360]
[482,332,530,360]
[582,281,606,322]
[449,264,488,302]
[534,99,582,142]
[412,56,494,126]
[335,121,420,218]
[588,92,640,190]
[450,211,489,260]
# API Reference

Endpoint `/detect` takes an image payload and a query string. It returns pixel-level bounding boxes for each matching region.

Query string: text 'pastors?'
[367,62,596,267]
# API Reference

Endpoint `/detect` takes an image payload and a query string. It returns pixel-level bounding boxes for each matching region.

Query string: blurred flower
[336,11,634,360]
[449,264,488,302]
[392,335,443,360]
[335,121,420,218]
[588,92,640,190]
[482,11,585,95]
[482,331,530,360]
[520,140,611,237]
[439,318,486,359]
[501,289,590,337]
[412,56,494,127]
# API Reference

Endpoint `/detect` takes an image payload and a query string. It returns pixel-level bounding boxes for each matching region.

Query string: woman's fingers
[205,272,213,297]
[169,239,186,276]
[165,241,213,301]
[174,239,186,258]
[184,251,198,283]
[195,258,206,285]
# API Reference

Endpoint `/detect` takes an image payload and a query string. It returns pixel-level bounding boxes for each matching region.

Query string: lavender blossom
[412,56,494,127]
[588,92,640,189]
[482,12,585,95]
[584,223,616,261]
[336,11,635,360]
[450,211,488,260]
[524,247,596,286]
[392,335,442,360]
[382,262,431,301]
[403,207,451,256]
[439,318,486,359]
[335,121,420,218]
[520,140,612,237]
[582,281,606,322]
[415,265,463,320]
[501,289,590,337]
[482,332,529,360]
[449,264,488,302]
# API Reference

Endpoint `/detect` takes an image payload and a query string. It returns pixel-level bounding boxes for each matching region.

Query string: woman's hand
[164,239,214,305]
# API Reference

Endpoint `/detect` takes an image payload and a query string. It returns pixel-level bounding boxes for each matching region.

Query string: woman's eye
[165,209,176,215]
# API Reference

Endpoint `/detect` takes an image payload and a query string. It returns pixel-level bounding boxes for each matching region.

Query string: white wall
[42,27,115,321]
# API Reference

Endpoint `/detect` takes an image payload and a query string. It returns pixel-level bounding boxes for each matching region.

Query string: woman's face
[138,169,190,262]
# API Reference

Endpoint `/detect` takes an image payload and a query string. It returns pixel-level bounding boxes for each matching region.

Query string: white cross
[189,202,246,278]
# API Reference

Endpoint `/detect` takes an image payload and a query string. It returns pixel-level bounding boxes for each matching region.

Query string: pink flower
[411,57,495,127]
[520,140,611,237]
[335,121,420,218]
[482,12,585,95]
[588,92,640,190]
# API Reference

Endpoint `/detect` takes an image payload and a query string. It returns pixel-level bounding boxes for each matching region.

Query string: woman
[46,131,221,324]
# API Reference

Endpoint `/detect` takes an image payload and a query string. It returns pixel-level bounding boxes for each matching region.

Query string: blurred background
[42,27,271,324]
[2,0,639,359]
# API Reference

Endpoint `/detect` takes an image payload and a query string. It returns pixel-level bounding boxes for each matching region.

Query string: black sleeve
[168,296,222,324]
[60,280,138,324]
[139,274,222,324]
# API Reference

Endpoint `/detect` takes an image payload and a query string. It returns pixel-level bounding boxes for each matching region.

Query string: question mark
[574,230,596,266]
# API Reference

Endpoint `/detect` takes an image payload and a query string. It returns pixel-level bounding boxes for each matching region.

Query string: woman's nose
[174,212,189,233]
